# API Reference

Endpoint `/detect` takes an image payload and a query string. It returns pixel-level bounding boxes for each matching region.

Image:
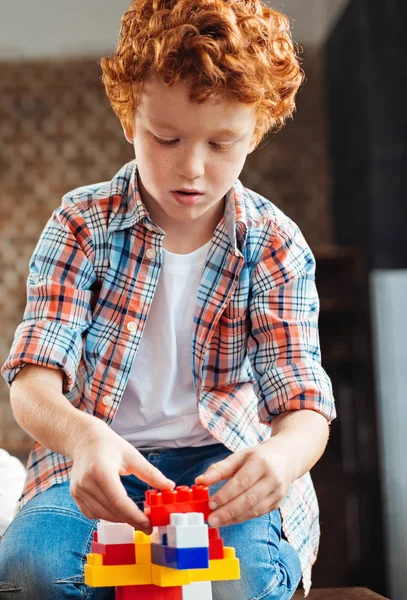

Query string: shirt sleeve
[248,219,336,425]
[1,198,96,394]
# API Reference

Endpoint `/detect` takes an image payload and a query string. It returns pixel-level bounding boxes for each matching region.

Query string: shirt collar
[108,160,248,254]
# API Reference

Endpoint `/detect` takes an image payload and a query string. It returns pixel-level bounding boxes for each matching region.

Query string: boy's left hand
[195,438,293,527]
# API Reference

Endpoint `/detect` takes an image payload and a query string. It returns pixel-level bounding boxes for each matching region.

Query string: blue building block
[151,543,209,570]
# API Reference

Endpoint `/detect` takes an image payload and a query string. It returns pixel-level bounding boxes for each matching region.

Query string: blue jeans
[0,443,301,599]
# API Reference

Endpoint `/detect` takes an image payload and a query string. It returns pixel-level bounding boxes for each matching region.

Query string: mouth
[170,190,204,206]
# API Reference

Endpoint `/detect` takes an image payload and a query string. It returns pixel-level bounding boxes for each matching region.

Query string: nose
[177,145,205,180]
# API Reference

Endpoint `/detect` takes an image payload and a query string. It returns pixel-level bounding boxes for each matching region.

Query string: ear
[122,124,134,145]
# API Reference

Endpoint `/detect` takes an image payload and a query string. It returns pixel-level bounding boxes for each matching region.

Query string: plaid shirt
[2,160,335,594]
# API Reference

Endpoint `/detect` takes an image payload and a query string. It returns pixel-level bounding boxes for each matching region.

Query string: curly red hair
[100,0,304,148]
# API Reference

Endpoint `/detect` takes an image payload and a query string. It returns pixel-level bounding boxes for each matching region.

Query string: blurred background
[0,1,406,598]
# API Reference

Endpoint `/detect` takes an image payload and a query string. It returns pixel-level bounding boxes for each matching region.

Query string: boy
[0,0,336,599]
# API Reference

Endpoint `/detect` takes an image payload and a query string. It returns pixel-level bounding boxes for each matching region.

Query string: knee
[243,539,301,600]
[213,553,301,600]
[0,553,47,599]
[0,543,82,600]
[221,506,303,597]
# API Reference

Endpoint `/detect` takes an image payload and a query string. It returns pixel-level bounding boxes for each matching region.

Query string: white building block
[182,580,213,600]
[97,520,135,544]
[167,512,209,548]
[150,525,168,544]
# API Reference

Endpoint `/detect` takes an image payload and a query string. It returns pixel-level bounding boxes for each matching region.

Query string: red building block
[90,541,136,565]
[144,485,210,526]
[208,528,224,560]
[115,584,183,599]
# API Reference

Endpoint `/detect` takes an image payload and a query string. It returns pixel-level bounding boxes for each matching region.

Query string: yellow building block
[84,559,152,587]
[134,531,151,545]
[189,547,240,582]
[87,553,103,566]
[148,547,240,587]
[151,563,191,587]
[134,530,152,564]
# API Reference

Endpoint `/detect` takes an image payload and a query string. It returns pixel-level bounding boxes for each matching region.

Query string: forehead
[136,73,256,134]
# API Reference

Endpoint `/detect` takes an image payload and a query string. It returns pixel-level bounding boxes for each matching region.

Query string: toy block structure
[85,485,240,599]
[144,485,212,526]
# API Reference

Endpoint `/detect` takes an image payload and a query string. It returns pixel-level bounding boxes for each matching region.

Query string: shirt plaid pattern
[2,160,336,594]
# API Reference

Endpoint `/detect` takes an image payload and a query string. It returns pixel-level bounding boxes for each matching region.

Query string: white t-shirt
[111,239,218,450]
[0,449,26,535]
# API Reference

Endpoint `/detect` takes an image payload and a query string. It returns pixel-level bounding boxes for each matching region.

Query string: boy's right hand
[70,420,174,533]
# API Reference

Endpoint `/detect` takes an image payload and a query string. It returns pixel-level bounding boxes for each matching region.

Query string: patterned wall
[0,48,333,455]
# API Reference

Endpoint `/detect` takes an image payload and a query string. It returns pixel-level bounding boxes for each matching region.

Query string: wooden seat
[293,588,388,599]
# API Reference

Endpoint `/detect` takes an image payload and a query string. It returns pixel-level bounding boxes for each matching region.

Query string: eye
[210,142,234,150]
[152,135,179,146]
[152,135,234,150]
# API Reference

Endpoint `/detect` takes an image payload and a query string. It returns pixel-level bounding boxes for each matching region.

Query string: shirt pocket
[207,311,249,385]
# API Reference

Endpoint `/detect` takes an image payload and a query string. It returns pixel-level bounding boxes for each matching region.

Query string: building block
[208,538,224,560]
[151,526,168,544]
[144,485,210,526]
[151,543,209,570]
[85,546,239,587]
[208,528,224,560]
[151,563,192,587]
[187,548,240,582]
[115,584,183,599]
[85,485,240,596]
[84,556,152,587]
[167,513,209,549]
[90,541,136,565]
[134,530,152,564]
[97,520,134,544]
[182,581,213,600]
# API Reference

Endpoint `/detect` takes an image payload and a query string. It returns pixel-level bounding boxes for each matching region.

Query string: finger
[207,460,264,510]
[73,493,96,521]
[195,453,245,488]
[208,480,280,527]
[78,493,152,534]
[93,476,153,532]
[123,450,175,491]
[235,495,283,525]
[76,490,150,533]
[219,493,281,526]
[81,470,152,531]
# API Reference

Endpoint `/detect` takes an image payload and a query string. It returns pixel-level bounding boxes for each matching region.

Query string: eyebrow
[147,118,244,138]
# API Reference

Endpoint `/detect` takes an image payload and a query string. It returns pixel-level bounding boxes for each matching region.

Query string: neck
[138,176,225,253]
[162,205,224,253]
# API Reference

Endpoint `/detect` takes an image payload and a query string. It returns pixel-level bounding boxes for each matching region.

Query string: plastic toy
[84,484,240,599]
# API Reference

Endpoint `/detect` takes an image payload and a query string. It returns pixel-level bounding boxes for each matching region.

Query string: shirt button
[102,395,113,407]
[146,248,156,259]
[126,321,137,333]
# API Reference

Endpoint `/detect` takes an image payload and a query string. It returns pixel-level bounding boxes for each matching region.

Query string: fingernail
[209,515,220,526]
[209,500,217,510]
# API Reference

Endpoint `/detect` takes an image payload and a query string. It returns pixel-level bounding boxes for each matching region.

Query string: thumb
[195,452,243,486]
[122,449,175,490]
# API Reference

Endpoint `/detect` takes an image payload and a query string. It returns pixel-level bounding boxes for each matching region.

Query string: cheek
[212,153,244,182]
[136,143,167,180]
